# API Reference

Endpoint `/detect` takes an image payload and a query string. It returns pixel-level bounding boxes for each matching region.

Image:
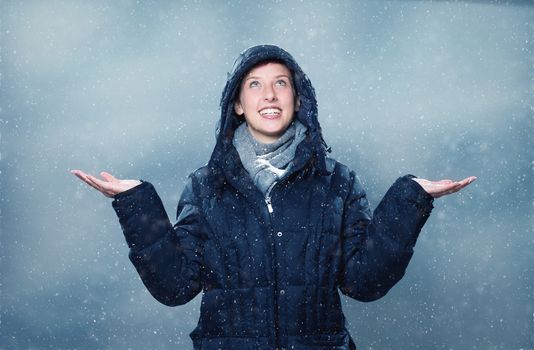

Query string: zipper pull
[265,197,273,213]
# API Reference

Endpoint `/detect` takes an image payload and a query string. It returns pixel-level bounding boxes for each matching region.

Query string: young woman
[72,45,475,350]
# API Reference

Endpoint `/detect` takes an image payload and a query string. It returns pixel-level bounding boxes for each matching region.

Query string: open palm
[71,170,141,198]
[412,176,476,198]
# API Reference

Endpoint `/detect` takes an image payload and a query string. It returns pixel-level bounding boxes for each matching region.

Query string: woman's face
[234,62,300,144]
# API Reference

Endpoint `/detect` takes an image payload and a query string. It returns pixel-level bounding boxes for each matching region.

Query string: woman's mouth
[259,108,281,119]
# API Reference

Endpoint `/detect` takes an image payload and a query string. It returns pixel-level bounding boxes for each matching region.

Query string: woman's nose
[263,85,277,101]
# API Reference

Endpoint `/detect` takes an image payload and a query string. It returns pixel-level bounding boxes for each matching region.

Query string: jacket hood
[208,44,330,175]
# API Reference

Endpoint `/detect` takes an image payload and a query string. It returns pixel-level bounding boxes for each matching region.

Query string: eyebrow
[244,75,291,82]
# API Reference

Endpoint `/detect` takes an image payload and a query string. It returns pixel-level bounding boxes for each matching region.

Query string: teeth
[260,108,281,116]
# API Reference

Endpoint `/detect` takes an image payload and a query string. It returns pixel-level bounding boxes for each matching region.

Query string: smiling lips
[259,107,281,119]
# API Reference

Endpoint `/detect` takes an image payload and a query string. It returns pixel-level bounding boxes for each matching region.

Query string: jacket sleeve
[338,173,434,302]
[111,177,205,306]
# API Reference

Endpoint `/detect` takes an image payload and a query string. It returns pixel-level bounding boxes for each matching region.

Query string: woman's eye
[249,81,260,88]
[276,80,287,86]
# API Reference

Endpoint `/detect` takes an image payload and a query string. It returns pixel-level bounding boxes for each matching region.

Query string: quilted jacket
[112,45,434,349]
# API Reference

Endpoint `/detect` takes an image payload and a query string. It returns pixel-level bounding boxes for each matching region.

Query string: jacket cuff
[112,181,170,249]
[113,180,147,200]
[398,175,434,214]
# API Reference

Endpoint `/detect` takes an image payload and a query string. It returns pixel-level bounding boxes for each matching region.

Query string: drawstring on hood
[209,44,331,178]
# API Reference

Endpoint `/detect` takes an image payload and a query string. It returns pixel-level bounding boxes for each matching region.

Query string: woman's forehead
[243,61,292,79]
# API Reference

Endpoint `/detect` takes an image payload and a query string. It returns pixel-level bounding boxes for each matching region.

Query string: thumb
[100,171,119,183]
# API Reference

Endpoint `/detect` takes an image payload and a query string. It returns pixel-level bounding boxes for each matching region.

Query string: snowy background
[1,0,532,349]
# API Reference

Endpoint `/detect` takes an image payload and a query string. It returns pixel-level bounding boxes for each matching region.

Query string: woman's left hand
[412,176,477,199]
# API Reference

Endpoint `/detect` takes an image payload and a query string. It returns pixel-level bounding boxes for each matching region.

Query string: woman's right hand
[71,170,142,198]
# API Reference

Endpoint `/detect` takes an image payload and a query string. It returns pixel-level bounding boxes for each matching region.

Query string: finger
[425,176,477,198]
[429,182,462,197]
[86,174,117,191]
[456,177,477,190]
[72,171,89,184]
[436,176,476,190]
[74,172,106,193]
[71,170,116,197]
[451,176,476,191]
[70,169,89,179]
[84,174,107,191]
[465,176,477,184]
[88,174,125,197]
[72,170,100,185]
[435,180,473,198]
[85,175,116,197]
[71,170,95,186]
[100,171,119,183]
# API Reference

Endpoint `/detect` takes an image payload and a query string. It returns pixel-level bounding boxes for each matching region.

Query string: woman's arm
[338,173,475,302]
[71,170,205,306]
[112,178,205,306]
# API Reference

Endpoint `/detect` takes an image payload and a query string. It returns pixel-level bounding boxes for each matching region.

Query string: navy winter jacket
[112,45,434,349]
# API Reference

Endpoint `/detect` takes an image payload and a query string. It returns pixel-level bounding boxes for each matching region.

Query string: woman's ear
[295,96,301,112]
[234,101,244,116]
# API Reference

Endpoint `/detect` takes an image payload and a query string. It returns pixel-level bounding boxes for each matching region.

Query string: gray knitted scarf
[233,120,307,195]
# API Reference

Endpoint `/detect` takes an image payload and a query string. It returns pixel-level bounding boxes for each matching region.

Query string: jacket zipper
[265,181,277,214]
[264,181,281,348]
[265,196,273,214]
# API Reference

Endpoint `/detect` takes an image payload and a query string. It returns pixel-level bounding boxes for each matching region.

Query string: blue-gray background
[1,1,532,349]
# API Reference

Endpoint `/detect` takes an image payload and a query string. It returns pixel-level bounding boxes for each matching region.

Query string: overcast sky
[1,1,532,349]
